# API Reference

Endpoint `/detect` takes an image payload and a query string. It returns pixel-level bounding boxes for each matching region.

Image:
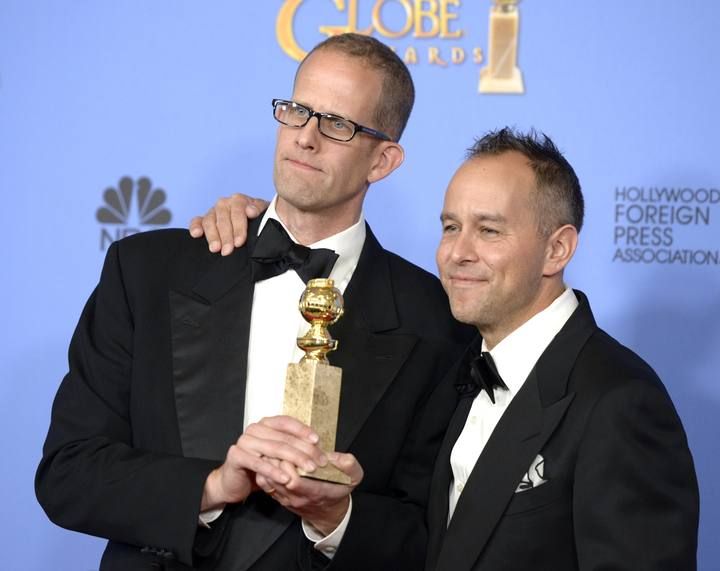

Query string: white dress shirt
[212,197,365,556]
[244,198,365,428]
[447,288,579,523]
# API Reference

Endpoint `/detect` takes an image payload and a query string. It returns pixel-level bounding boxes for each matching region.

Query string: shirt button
[456,482,464,493]
[326,547,336,554]
[469,415,478,424]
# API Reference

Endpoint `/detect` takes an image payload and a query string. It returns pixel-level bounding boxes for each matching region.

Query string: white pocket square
[515,454,547,493]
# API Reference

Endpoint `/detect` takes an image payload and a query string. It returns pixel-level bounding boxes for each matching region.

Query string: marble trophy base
[283,360,351,485]
[479,66,524,94]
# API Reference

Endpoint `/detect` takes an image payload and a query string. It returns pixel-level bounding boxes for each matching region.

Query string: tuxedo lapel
[169,219,262,461]
[330,226,418,451]
[425,359,470,570]
[533,290,596,407]
[428,291,597,571]
[169,219,304,570]
[434,374,573,570]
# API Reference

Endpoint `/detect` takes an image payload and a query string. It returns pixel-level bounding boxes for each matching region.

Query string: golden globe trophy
[479,0,525,94]
[283,278,351,484]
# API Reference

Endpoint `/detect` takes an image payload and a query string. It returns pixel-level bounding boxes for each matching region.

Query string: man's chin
[448,302,485,328]
[276,188,325,212]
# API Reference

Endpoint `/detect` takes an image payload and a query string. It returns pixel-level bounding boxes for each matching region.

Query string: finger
[250,418,325,463]
[328,452,364,485]
[223,445,290,486]
[188,216,205,238]
[247,197,270,218]
[201,208,222,253]
[229,194,250,248]
[277,458,304,485]
[263,455,282,469]
[257,470,294,494]
[256,473,281,495]
[213,198,236,256]
[257,416,320,444]
[282,467,348,499]
[256,473,291,505]
[276,460,349,509]
[255,473,271,491]
[238,431,322,474]
[246,421,326,468]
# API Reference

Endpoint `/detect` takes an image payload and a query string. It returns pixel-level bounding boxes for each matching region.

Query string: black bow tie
[468,351,508,405]
[250,218,339,284]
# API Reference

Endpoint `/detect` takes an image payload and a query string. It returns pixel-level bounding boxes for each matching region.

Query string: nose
[448,229,478,265]
[295,116,322,150]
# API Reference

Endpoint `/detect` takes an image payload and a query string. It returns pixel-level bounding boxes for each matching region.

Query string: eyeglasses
[272,99,393,143]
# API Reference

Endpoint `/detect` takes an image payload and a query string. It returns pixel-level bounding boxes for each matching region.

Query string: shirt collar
[258,196,366,285]
[482,288,579,394]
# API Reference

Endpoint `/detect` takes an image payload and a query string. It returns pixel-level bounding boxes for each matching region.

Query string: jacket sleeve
[573,377,699,570]
[35,240,219,567]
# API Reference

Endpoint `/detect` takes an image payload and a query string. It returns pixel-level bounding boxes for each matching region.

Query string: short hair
[466,128,584,235]
[298,33,415,142]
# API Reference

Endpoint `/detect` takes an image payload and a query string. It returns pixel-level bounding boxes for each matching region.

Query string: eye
[291,105,310,118]
[479,226,500,236]
[442,222,459,234]
[326,117,351,133]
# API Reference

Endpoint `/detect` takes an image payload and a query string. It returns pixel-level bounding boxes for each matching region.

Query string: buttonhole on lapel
[181,316,201,328]
[375,354,394,360]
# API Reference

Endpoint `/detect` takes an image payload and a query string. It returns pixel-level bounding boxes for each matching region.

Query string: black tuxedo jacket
[36,221,472,570]
[425,292,699,571]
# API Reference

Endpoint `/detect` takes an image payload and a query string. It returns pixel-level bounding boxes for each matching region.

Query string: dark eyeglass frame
[272,98,394,143]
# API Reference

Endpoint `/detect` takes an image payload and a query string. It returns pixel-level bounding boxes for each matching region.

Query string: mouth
[446,275,488,288]
[285,157,322,172]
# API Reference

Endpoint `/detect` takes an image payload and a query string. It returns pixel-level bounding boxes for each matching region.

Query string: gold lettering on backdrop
[276,0,306,62]
[320,0,373,38]
[372,0,414,38]
[276,0,467,61]
[428,46,448,66]
[414,0,440,38]
[472,47,484,64]
[273,0,509,91]
[439,0,463,38]
[451,46,465,64]
[403,46,419,64]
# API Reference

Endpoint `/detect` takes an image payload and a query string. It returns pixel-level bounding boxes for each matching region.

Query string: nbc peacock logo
[96,176,172,250]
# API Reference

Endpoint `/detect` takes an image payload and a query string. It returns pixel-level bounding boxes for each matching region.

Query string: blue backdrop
[2,1,718,569]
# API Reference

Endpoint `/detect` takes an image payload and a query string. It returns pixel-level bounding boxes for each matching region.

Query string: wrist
[201,468,228,512]
[307,495,351,536]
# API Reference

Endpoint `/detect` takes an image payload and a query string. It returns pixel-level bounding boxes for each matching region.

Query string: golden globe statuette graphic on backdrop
[479,0,525,94]
[283,278,351,484]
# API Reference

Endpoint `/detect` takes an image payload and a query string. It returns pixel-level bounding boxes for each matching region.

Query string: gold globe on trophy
[283,278,351,484]
[296,278,344,362]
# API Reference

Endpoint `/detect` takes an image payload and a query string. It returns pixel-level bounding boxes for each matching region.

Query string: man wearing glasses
[37,33,471,570]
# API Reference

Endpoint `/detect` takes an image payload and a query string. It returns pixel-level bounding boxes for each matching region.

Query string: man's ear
[543,224,578,277]
[367,142,405,184]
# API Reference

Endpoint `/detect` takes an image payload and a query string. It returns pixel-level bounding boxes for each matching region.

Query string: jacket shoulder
[113,228,207,259]
[113,227,228,267]
[579,328,662,388]
[566,327,684,426]
[102,228,242,295]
